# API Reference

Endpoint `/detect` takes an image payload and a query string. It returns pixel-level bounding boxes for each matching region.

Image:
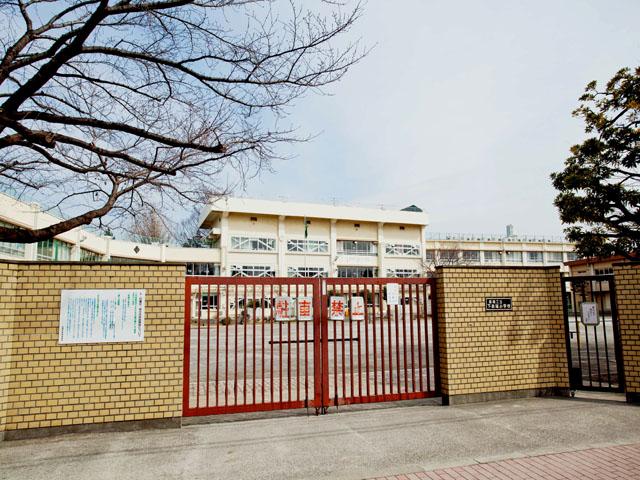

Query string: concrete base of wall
[626,392,640,405]
[1,417,182,441]
[441,387,571,406]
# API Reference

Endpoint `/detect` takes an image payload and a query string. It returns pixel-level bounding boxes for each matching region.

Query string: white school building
[0,192,576,275]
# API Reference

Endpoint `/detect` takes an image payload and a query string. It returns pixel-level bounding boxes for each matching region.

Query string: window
[186,263,220,276]
[36,238,72,261]
[230,265,275,277]
[505,251,522,263]
[337,240,377,256]
[387,268,419,278]
[80,249,102,262]
[595,267,614,276]
[200,294,219,309]
[230,236,276,252]
[439,250,459,261]
[337,266,378,278]
[462,250,480,263]
[287,239,328,253]
[566,252,578,261]
[425,250,436,261]
[483,251,501,263]
[546,252,564,263]
[287,266,327,278]
[0,221,26,258]
[527,251,544,263]
[385,243,420,256]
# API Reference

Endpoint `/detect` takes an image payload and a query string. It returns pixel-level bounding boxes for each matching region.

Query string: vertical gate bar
[609,277,625,392]
[379,283,386,395]
[598,279,612,387]
[304,283,309,404]
[225,284,230,406]
[279,284,283,403]
[261,284,265,403]
[571,285,583,385]
[408,283,416,392]
[394,299,401,395]
[348,283,354,399]
[581,286,593,387]
[296,283,300,402]
[430,280,440,395]
[356,284,362,398]
[253,282,257,404]
[320,278,330,409]
[243,283,248,404]
[590,279,602,387]
[287,283,292,402]
[234,284,239,405]
[371,283,378,396]
[560,277,573,390]
[197,283,201,408]
[423,283,432,391]
[363,283,370,398]
[313,279,322,408]
[182,279,192,414]
[341,285,347,399]
[206,282,211,407]
[401,283,408,394]
[270,284,274,403]
[386,288,393,395]
[333,291,338,403]
[415,281,424,392]
[216,283,220,407]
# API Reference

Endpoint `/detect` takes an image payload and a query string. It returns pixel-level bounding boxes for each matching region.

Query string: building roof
[199,197,429,228]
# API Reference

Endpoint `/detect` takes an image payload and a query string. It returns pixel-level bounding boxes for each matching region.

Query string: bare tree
[128,207,170,244]
[424,245,474,275]
[0,0,365,242]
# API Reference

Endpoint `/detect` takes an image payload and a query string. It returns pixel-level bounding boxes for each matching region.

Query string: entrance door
[561,275,624,393]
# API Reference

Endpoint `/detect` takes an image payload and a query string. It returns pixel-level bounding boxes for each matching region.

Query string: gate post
[612,262,640,404]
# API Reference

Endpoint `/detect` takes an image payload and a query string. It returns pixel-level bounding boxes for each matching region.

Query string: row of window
[425,250,577,263]
[231,236,421,257]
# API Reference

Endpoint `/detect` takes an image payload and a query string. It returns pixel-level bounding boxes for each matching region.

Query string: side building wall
[436,266,569,404]
[0,262,184,440]
[613,263,640,403]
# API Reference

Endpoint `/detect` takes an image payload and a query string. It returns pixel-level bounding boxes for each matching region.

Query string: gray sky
[241,0,640,236]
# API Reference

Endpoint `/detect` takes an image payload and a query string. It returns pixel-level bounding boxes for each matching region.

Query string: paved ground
[1,393,640,480]
[367,443,640,480]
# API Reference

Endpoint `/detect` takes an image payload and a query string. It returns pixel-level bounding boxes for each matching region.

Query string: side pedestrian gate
[183,277,439,416]
[561,275,624,393]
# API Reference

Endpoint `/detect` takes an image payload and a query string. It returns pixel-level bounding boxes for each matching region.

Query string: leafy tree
[551,67,639,260]
[0,0,364,243]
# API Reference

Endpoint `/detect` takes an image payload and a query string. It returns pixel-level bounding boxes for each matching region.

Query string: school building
[0,192,576,275]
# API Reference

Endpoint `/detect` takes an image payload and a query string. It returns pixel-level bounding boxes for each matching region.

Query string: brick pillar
[612,262,640,404]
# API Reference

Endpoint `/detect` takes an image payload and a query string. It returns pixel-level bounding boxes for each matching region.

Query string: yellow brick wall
[436,266,568,398]
[613,263,640,397]
[0,262,184,433]
[0,263,19,432]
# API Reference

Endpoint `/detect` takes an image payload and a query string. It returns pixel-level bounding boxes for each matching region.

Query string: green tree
[551,67,640,260]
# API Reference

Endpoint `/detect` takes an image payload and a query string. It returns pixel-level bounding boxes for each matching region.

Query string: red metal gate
[183,277,438,417]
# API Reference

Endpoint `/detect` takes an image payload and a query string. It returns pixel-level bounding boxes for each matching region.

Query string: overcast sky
[238,0,639,236]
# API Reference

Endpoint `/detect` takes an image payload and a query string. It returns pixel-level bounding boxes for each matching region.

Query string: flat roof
[199,197,429,228]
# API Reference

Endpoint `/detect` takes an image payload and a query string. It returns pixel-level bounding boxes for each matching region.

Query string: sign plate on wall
[485,297,512,311]
[581,302,599,326]
[59,289,145,344]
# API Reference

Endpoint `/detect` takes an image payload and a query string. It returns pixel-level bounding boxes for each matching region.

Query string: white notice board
[581,302,599,326]
[59,289,145,344]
